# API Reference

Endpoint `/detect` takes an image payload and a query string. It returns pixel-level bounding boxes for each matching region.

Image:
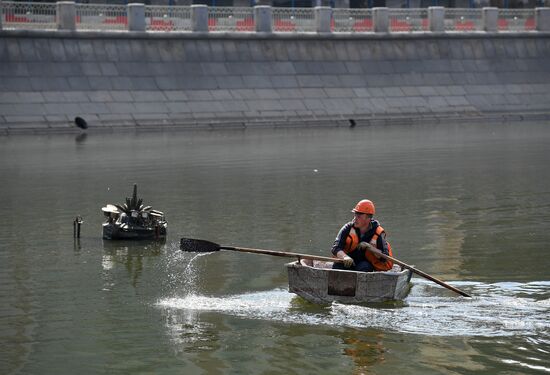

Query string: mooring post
[73,216,83,238]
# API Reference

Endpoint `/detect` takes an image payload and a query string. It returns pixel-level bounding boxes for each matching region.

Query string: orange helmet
[351,199,375,215]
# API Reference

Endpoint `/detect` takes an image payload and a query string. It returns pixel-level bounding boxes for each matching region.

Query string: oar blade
[180,238,221,252]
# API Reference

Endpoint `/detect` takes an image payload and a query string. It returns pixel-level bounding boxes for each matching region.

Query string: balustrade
[0,1,548,34]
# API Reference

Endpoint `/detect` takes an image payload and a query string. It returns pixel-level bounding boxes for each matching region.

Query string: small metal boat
[286,260,412,304]
[102,184,167,240]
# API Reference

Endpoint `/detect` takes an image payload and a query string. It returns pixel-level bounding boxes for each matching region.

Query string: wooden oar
[180,238,343,263]
[180,238,471,298]
[363,243,471,298]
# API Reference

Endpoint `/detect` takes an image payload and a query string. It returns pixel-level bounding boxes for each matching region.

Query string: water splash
[157,279,550,338]
[160,242,212,297]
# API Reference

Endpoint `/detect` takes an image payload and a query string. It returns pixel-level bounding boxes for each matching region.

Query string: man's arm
[331,223,352,256]
[331,223,354,267]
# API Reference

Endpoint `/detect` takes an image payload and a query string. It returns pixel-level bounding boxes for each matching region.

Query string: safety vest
[343,226,360,255]
[343,224,394,271]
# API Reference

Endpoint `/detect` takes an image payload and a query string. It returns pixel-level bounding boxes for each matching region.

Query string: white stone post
[254,5,272,33]
[315,6,332,33]
[373,7,389,33]
[191,4,208,32]
[128,3,145,32]
[536,7,550,31]
[428,6,444,32]
[482,7,498,32]
[57,1,76,31]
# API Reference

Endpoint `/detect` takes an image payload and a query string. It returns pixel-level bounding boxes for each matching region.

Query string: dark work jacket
[331,220,389,264]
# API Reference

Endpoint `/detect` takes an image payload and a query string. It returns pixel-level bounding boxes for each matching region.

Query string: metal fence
[332,9,373,33]
[444,8,483,31]
[272,7,316,32]
[0,2,544,33]
[498,9,536,31]
[2,1,56,30]
[209,7,254,32]
[76,4,127,31]
[145,5,192,31]
[389,8,429,32]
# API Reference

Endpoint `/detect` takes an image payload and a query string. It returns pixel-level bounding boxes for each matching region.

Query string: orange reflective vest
[342,227,360,255]
[343,225,394,271]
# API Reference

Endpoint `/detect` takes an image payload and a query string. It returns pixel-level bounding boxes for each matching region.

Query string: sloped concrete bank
[1,30,550,134]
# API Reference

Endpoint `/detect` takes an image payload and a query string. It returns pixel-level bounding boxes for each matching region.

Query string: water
[1,122,549,374]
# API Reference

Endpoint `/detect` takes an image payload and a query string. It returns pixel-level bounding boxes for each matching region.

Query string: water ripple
[157,279,550,338]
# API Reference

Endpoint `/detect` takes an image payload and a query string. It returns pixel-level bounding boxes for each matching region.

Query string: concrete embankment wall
[1,30,550,133]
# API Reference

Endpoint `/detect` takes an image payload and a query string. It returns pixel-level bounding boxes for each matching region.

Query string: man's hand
[342,255,354,268]
[337,251,354,268]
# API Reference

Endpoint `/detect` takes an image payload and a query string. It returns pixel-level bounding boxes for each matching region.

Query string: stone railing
[1,1,550,33]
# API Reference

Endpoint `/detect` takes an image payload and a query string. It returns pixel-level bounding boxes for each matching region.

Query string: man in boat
[331,199,393,272]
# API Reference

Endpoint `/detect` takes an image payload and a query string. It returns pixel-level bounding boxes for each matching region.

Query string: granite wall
[1,30,550,133]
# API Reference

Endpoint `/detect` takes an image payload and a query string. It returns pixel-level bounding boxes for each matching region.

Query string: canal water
[1,122,549,374]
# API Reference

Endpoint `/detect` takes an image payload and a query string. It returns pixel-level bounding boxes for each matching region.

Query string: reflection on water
[101,240,164,288]
[74,132,87,144]
[422,197,465,278]
[339,330,387,372]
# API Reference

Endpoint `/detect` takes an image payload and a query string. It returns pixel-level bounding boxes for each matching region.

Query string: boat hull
[286,261,412,304]
[102,223,167,240]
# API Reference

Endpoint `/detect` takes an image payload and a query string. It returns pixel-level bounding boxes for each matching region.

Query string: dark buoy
[74,116,88,130]
[349,119,356,128]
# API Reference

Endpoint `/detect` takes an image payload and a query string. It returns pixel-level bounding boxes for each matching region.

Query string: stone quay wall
[1,30,550,133]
